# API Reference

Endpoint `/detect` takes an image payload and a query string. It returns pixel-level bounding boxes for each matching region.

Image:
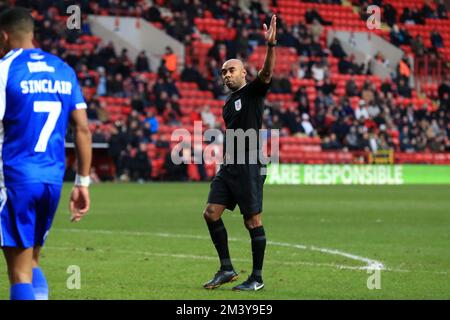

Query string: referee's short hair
[0,7,34,35]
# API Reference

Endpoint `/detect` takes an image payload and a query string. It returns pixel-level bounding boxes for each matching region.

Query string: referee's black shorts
[207,164,266,217]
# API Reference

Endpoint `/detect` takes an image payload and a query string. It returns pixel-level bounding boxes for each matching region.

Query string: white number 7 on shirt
[33,101,62,153]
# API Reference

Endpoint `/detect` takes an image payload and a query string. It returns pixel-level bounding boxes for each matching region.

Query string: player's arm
[258,14,277,84]
[69,108,92,222]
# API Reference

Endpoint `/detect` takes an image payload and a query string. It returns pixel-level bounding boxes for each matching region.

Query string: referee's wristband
[267,42,277,47]
[75,174,90,187]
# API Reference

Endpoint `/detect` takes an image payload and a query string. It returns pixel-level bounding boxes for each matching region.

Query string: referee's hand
[263,14,277,44]
[69,186,90,222]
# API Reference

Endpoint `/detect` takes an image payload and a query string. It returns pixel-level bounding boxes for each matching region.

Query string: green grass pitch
[0,183,449,299]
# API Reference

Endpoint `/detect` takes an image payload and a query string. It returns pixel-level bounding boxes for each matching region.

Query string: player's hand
[69,186,90,222]
[263,14,277,44]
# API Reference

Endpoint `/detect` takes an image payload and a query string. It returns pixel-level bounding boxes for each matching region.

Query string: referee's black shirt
[222,76,271,164]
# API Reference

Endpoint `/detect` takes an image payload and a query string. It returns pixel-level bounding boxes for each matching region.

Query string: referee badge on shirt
[234,99,242,111]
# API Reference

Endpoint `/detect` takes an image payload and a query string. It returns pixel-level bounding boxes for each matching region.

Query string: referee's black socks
[206,219,234,271]
[249,226,266,283]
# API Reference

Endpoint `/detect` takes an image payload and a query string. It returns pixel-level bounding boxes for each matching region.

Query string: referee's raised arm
[258,14,277,84]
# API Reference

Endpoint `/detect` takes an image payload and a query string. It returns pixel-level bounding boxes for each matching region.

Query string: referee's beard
[225,78,246,92]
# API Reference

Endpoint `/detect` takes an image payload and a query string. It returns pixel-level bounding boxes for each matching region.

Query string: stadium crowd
[2,0,449,181]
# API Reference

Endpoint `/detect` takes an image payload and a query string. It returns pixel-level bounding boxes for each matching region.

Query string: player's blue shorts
[0,183,62,248]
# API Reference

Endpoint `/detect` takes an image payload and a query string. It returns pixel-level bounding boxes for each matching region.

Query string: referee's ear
[0,30,7,44]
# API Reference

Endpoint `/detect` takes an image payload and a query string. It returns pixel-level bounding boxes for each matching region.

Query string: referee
[202,15,277,291]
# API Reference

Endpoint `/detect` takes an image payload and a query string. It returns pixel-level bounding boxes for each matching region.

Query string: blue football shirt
[0,48,87,187]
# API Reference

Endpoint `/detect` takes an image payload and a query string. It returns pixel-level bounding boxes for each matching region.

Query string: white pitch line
[45,245,368,271]
[53,228,385,271]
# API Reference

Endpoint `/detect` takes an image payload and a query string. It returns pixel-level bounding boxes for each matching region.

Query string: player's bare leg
[2,247,35,299]
[32,246,49,300]
[203,203,226,223]
[203,203,238,289]
[243,212,263,229]
[233,213,266,291]
[32,246,41,268]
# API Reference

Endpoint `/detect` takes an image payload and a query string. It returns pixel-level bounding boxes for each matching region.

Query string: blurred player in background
[0,7,92,300]
[202,15,277,291]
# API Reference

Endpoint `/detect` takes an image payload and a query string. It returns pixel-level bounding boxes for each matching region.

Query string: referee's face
[221,59,246,91]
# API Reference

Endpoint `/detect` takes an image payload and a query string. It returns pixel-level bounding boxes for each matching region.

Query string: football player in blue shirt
[0,7,92,300]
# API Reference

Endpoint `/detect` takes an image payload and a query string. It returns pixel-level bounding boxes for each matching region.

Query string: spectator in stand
[208,42,227,63]
[131,93,145,113]
[164,145,188,181]
[310,36,327,57]
[86,99,108,122]
[309,19,323,40]
[320,77,336,96]
[345,77,359,97]
[397,78,412,98]
[439,92,449,110]
[322,133,342,150]
[164,103,181,126]
[344,126,360,150]
[109,73,125,97]
[96,66,107,96]
[383,3,397,27]
[117,48,132,78]
[400,7,415,25]
[108,123,129,179]
[271,113,284,130]
[277,26,300,49]
[438,77,450,102]
[296,55,311,79]
[155,91,171,115]
[136,50,151,72]
[181,61,209,90]
[170,94,182,117]
[390,24,411,47]
[144,110,159,134]
[421,1,436,19]
[358,131,370,151]
[164,77,180,97]
[339,54,363,74]
[367,131,379,152]
[92,125,107,143]
[332,116,351,142]
[305,8,331,26]
[300,113,315,137]
[162,46,177,73]
[131,143,152,182]
[398,57,411,81]
[281,107,298,134]
[329,38,347,59]
[271,74,292,93]
[98,40,117,63]
[211,77,228,99]
[411,7,425,24]
[201,106,216,129]
[78,64,96,87]
[430,29,444,49]
[436,0,448,19]
[410,34,427,57]
[361,80,375,104]
[145,3,164,24]
[294,85,309,103]
[355,100,370,121]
